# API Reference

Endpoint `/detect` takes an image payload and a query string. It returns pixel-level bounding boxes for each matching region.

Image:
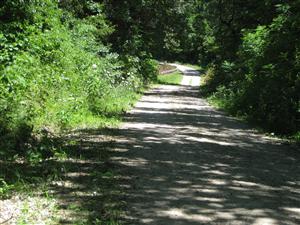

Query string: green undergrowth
[0,1,156,224]
[203,84,300,145]
[198,4,299,139]
[292,132,300,144]
[0,0,157,160]
[157,71,183,85]
[0,128,124,224]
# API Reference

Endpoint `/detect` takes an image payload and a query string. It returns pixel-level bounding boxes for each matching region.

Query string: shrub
[205,3,300,135]
[0,0,153,158]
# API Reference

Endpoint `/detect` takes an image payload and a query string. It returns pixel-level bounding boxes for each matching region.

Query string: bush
[0,0,153,158]
[236,4,300,134]
[202,3,300,136]
[140,58,159,83]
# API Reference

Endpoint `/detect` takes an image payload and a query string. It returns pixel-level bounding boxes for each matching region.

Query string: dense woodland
[102,0,300,136]
[0,0,299,223]
[0,0,299,204]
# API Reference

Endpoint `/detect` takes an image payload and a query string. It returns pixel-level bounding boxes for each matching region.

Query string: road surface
[112,65,300,225]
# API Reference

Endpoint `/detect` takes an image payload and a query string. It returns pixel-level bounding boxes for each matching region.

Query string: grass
[182,63,202,71]
[16,195,58,225]
[0,87,142,224]
[0,127,124,224]
[202,83,300,145]
[157,71,183,85]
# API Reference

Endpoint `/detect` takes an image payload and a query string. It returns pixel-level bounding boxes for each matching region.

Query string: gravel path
[170,64,201,86]
[112,66,300,224]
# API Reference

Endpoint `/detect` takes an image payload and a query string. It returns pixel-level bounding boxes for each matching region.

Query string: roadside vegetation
[196,1,300,142]
[104,0,299,141]
[0,1,156,223]
[157,71,183,85]
[0,0,299,223]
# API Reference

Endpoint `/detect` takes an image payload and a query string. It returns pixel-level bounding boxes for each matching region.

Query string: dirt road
[112,66,300,224]
[171,63,201,86]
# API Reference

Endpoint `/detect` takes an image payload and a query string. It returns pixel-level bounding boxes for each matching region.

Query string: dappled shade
[108,85,300,224]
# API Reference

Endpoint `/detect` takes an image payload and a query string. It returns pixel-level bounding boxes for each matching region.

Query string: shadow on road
[182,69,201,76]
[0,129,123,224]
[2,85,298,224]
[108,85,300,224]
